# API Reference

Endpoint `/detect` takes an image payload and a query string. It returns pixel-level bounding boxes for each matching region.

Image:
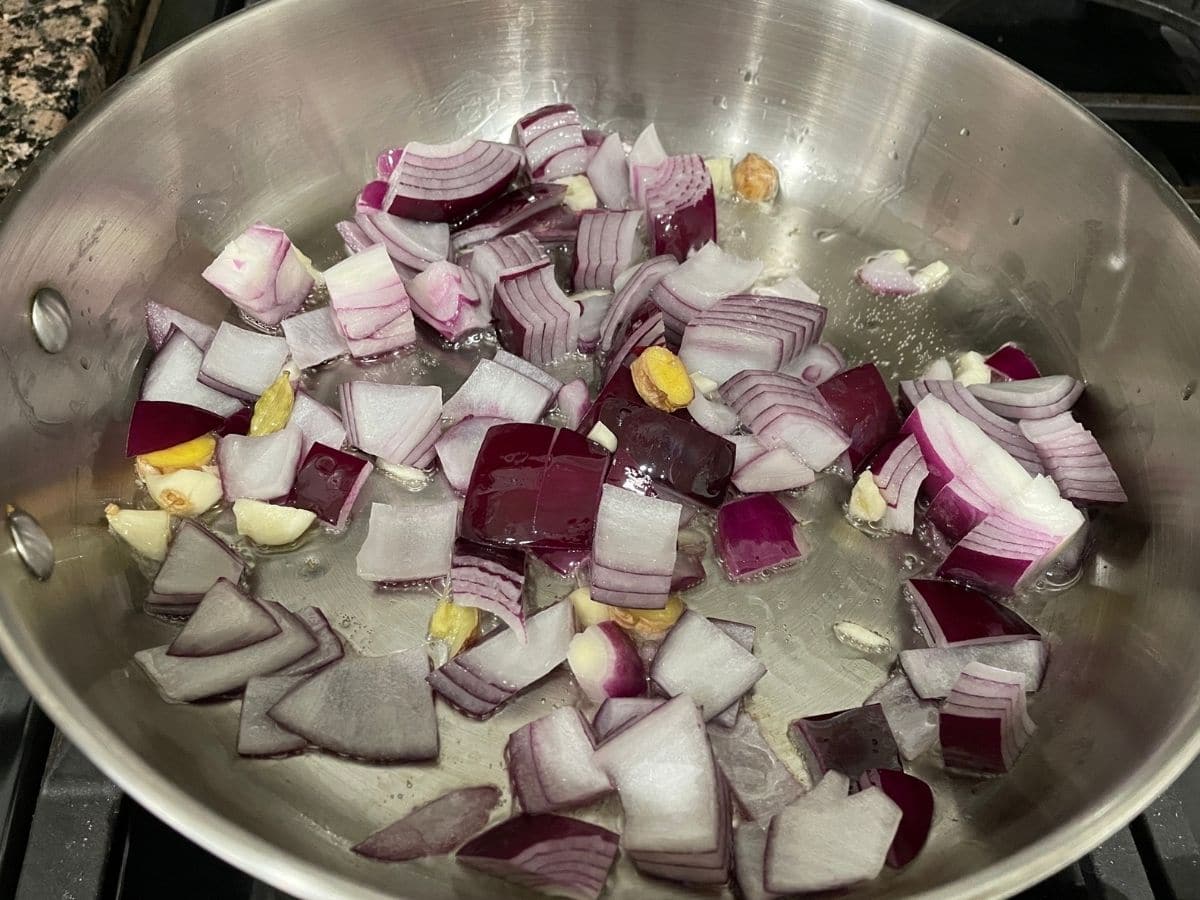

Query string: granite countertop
[0,0,143,201]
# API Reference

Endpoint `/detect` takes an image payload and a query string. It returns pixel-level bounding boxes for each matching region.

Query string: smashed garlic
[704,157,734,199]
[923,357,954,381]
[689,372,721,397]
[953,350,991,387]
[631,346,694,412]
[568,586,614,629]
[585,421,617,453]
[848,471,886,523]
[376,460,431,488]
[553,174,599,212]
[142,467,222,517]
[137,434,216,471]
[428,599,480,660]
[233,499,315,546]
[104,505,170,561]
[733,152,779,203]
[611,595,686,637]
[913,260,951,294]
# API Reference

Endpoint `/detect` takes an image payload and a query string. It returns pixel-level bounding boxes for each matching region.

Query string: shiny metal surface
[29,287,71,354]
[0,0,1197,897]
[4,507,54,581]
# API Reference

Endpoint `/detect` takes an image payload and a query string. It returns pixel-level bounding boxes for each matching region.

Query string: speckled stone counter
[0,0,143,201]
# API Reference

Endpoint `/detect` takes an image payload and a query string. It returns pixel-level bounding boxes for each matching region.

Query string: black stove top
[5,1,1198,897]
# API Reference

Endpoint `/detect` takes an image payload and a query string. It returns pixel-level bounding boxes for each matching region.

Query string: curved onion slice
[721,369,851,470]
[786,704,901,780]
[591,696,665,742]
[939,662,1035,774]
[855,249,919,297]
[141,329,243,418]
[340,380,442,467]
[899,641,1048,699]
[167,579,279,657]
[201,223,314,326]
[285,443,373,529]
[436,416,509,494]
[857,768,935,868]
[442,358,555,425]
[867,674,939,762]
[325,244,416,358]
[145,301,216,351]
[281,306,350,370]
[407,261,490,343]
[268,648,438,763]
[587,132,631,209]
[650,610,765,721]
[650,242,763,344]
[1020,413,1127,505]
[967,375,1084,420]
[936,507,1070,595]
[237,674,308,758]
[575,291,612,354]
[218,428,303,501]
[715,494,807,581]
[574,209,645,291]
[356,500,457,583]
[556,379,590,430]
[868,435,928,534]
[602,311,667,384]
[151,521,245,606]
[492,347,563,393]
[567,621,645,702]
[598,255,678,355]
[468,232,547,303]
[337,218,373,255]
[643,154,717,262]
[352,785,502,861]
[457,813,620,900]
[451,540,527,638]
[198,322,290,400]
[273,606,344,677]
[126,400,223,457]
[505,707,611,813]
[687,387,739,435]
[493,260,582,364]
[985,342,1041,381]
[708,710,804,823]
[590,485,682,609]
[906,578,1038,647]
[516,104,588,176]
[382,138,522,222]
[453,183,568,251]
[817,364,900,471]
[288,391,346,455]
[729,435,815,494]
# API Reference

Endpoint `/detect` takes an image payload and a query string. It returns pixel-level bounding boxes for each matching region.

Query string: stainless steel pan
[2,0,1198,897]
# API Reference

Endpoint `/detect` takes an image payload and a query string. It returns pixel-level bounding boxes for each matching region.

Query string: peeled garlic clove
[104,504,170,561]
[143,468,222,518]
[233,499,315,546]
[568,585,614,629]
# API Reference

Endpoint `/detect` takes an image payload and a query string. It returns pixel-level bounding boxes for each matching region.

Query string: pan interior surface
[1,0,1198,897]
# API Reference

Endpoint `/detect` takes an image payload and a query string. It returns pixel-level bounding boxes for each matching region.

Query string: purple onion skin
[571,622,645,700]
[856,769,934,869]
[940,712,1008,774]
[217,405,253,437]
[817,364,901,472]
[453,183,567,241]
[787,704,902,780]
[716,494,804,579]
[907,578,1038,645]
[985,343,1041,381]
[126,400,223,456]
[359,180,387,211]
[285,443,371,526]
[387,175,516,224]
[651,188,717,263]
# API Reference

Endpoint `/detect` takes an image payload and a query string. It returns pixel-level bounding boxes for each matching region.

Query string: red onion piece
[140,329,244,418]
[516,104,587,175]
[650,242,763,344]
[325,245,416,358]
[868,435,928,534]
[709,710,804,823]
[274,606,344,677]
[574,209,645,291]
[452,183,568,252]
[375,147,401,178]
[597,255,677,355]
[442,358,555,425]
[556,379,590,430]
[939,662,1036,774]
[857,768,934,868]
[167,579,280,657]
[217,405,252,437]
[145,301,216,352]
[650,610,765,720]
[671,535,707,593]
[586,132,630,209]
[461,424,610,551]
[1020,413,1128,505]
[268,648,438,763]
[733,823,773,900]
[906,578,1039,647]
[281,307,349,370]
[590,485,682,609]
[134,601,317,702]
[237,674,308,757]
[531,546,589,575]
[627,124,668,203]
[125,400,223,457]
[383,138,522,222]
[602,311,667,383]
[450,539,527,638]
[406,259,488,344]
[198,322,290,401]
[357,180,388,214]
[339,380,442,467]
[567,621,645,701]
[780,340,845,385]
[721,369,851,470]
[151,521,245,605]
[336,219,374,255]
[968,375,1084,420]
[867,673,939,762]
[492,347,564,393]
[786,704,902,780]
[985,342,1041,381]
[284,442,373,530]
[427,601,575,719]
[493,259,582,364]
[763,774,901,894]
[436,416,509,494]
[643,154,717,262]
[899,641,1048,699]
[456,812,620,900]
[467,231,547,303]
[288,392,346,456]
[356,211,450,273]
[201,223,314,326]
[356,500,457,584]
[217,428,303,501]
[729,435,816,494]
[353,785,501,861]
[505,707,611,813]
[715,494,807,581]
[936,509,1069,595]
[591,697,665,742]
[817,364,900,471]
[855,249,920,297]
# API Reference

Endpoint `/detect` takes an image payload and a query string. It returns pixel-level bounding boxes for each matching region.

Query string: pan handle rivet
[30,287,71,354]
[5,505,54,580]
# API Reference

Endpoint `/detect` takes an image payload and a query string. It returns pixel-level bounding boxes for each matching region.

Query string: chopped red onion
[685,383,738,435]
[586,132,631,209]
[786,704,902,780]
[764,773,901,894]
[591,697,665,742]
[729,435,816,494]
[602,311,667,383]
[493,259,581,364]
[556,379,590,430]
[597,255,677,355]
[452,183,569,252]
[237,674,308,757]
[1020,413,1128,505]
[868,435,928,534]
[140,329,244,417]
[567,621,646,701]
[281,306,350,370]
[441,358,555,425]
[167,579,279,657]
[451,540,527,638]
[968,375,1084,420]
[382,138,522,222]
[357,179,388,214]
[899,641,1048,699]
[288,391,346,456]
[533,546,590,575]
[936,507,1072,595]
[855,249,919,297]
[492,347,564,393]
[516,104,588,177]
[427,601,574,719]
[339,380,442,467]
[355,211,449,273]
[150,521,246,606]
[939,662,1035,774]
[406,261,490,343]
[461,424,610,552]
[284,442,373,529]
[906,578,1039,647]
[573,209,644,291]
[456,813,620,900]
[857,768,934,868]
[650,610,765,720]
[201,223,314,326]
[505,707,611,813]
[352,785,502,861]
[575,290,613,354]
[436,416,509,494]
[817,364,900,471]
[126,400,223,457]
[217,427,303,501]
[715,494,808,581]
[591,695,731,884]
[356,500,457,583]
[134,601,317,702]
[274,606,344,676]
[268,648,438,763]
[708,710,804,823]
[336,219,373,255]
[641,154,717,262]
[985,342,1041,381]
[325,244,416,358]
[866,673,939,762]
[650,241,763,343]
[721,369,851,470]
[145,301,216,351]
[198,322,290,401]
[467,231,547,302]
[671,534,707,593]
[590,484,682,609]
[733,823,773,900]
